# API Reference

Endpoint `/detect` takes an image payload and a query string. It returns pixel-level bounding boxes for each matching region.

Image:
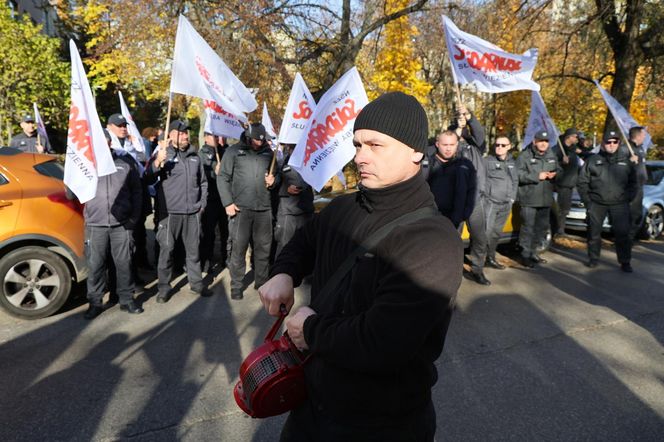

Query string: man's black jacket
[577,149,637,206]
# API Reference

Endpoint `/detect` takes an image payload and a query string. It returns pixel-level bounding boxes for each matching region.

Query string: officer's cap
[168,120,190,132]
[108,113,128,126]
[563,128,577,138]
[534,130,549,141]
[21,114,35,123]
[245,123,267,141]
[603,131,620,142]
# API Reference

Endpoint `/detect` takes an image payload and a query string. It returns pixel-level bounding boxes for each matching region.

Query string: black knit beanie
[353,91,428,152]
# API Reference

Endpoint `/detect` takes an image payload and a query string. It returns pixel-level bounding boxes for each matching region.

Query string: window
[33,160,64,181]
[646,166,664,186]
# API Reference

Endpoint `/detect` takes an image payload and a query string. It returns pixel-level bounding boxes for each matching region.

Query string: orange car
[0,147,86,319]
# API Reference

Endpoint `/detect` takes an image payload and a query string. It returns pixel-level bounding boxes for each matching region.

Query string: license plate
[567,211,586,220]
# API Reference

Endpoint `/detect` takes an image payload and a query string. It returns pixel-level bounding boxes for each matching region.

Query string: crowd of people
[7,92,650,440]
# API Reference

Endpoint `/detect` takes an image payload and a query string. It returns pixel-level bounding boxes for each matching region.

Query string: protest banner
[523,91,561,149]
[33,102,49,150]
[262,102,277,139]
[278,73,316,145]
[117,91,146,157]
[203,100,244,139]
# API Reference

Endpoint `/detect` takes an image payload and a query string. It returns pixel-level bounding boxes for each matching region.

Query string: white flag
[523,91,560,149]
[203,100,245,139]
[262,102,277,139]
[170,15,256,121]
[118,91,146,154]
[64,40,116,204]
[289,67,368,192]
[278,73,316,144]
[443,16,540,93]
[595,80,653,151]
[33,102,50,149]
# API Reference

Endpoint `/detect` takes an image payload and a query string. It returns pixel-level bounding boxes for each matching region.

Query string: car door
[0,164,22,240]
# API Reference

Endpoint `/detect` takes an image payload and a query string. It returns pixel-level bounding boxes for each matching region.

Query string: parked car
[0,147,86,319]
[565,160,664,239]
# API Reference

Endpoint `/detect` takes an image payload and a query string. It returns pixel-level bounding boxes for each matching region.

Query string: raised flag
[170,15,256,121]
[32,102,50,152]
[118,91,146,156]
[289,67,368,191]
[64,40,116,204]
[278,73,316,144]
[594,80,653,151]
[523,91,560,149]
[443,16,540,93]
[203,100,244,139]
[262,102,277,139]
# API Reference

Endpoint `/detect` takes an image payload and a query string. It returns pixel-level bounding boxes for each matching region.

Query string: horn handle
[264,304,287,342]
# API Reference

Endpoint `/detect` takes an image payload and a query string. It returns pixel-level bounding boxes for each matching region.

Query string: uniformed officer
[627,126,648,240]
[483,135,518,270]
[516,130,561,268]
[80,130,143,319]
[275,144,314,257]
[198,132,229,272]
[450,104,489,285]
[553,128,581,236]
[10,114,52,153]
[145,120,210,302]
[577,131,637,272]
[218,123,277,300]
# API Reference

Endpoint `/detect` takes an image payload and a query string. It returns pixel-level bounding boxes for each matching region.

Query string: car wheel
[643,205,664,240]
[0,247,72,319]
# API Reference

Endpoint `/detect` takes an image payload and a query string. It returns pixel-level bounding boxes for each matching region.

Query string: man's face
[250,137,263,149]
[169,129,190,150]
[565,134,578,146]
[494,137,512,159]
[534,139,549,154]
[204,134,218,147]
[632,130,646,145]
[108,123,128,138]
[603,138,620,154]
[435,134,459,160]
[353,129,423,189]
[20,121,35,135]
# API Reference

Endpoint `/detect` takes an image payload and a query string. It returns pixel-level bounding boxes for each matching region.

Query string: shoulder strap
[316,206,439,303]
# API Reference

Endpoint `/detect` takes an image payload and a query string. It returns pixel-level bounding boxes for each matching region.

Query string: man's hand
[285,306,316,350]
[265,173,275,187]
[258,273,295,316]
[225,203,240,217]
[538,171,549,181]
[287,185,302,195]
[562,156,570,165]
[630,154,638,164]
[35,142,45,154]
[214,162,221,176]
[547,171,557,179]
[154,147,167,169]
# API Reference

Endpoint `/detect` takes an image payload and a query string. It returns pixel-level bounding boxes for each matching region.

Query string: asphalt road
[1,235,663,441]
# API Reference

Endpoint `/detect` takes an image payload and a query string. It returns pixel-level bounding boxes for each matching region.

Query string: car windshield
[646,165,664,186]
[33,159,64,181]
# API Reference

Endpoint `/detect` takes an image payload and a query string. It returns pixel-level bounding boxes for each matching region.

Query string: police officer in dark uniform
[516,130,561,268]
[198,132,229,272]
[275,144,314,257]
[483,135,518,270]
[627,126,648,240]
[145,120,210,302]
[10,114,52,153]
[218,123,277,300]
[553,128,581,236]
[80,130,143,319]
[577,131,637,272]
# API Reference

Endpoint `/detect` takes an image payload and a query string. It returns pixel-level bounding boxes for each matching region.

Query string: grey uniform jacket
[577,150,637,206]
[217,137,276,211]
[84,150,142,228]
[516,144,562,208]
[484,154,518,204]
[10,132,52,153]
[144,145,208,218]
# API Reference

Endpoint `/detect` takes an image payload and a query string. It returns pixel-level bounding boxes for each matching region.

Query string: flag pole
[612,123,635,157]
[164,92,173,146]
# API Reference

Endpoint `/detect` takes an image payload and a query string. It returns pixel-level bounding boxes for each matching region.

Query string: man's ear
[412,151,424,163]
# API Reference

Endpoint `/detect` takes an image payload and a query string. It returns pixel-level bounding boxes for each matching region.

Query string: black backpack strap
[316,206,439,303]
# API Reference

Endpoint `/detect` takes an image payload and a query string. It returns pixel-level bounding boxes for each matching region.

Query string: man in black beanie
[259,91,463,441]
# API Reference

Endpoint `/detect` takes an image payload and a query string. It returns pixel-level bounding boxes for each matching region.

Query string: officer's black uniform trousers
[587,202,631,263]
[85,225,134,306]
[228,209,272,292]
[156,213,203,295]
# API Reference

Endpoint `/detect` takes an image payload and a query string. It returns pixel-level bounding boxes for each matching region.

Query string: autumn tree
[0,3,69,146]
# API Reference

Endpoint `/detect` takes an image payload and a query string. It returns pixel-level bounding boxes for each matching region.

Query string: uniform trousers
[275,212,312,258]
[464,197,488,274]
[200,199,229,269]
[587,202,631,263]
[85,225,134,306]
[228,209,272,293]
[280,398,436,442]
[629,186,644,239]
[556,186,574,234]
[155,213,203,295]
[519,206,550,258]
[484,200,512,260]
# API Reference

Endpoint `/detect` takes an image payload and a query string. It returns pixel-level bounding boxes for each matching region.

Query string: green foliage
[0,3,69,144]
